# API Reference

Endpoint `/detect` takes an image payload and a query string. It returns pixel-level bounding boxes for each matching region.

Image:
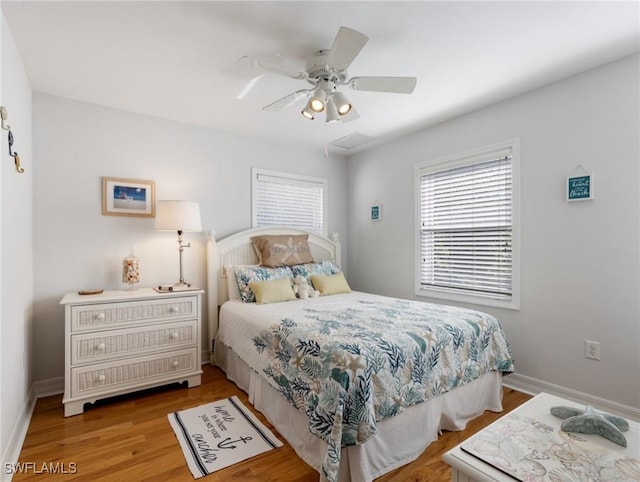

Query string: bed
[206,227,514,482]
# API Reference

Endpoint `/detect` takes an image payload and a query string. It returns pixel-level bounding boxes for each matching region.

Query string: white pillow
[225,265,241,300]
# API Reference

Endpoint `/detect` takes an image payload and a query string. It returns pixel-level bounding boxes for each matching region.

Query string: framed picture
[371,202,382,221]
[567,174,593,201]
[102,177,155,217]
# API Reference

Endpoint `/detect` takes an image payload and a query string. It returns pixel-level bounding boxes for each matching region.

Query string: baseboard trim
[32,357,212,401]
[34,376,64,398]
[34,357,212,398]
[39,370,637,421]
[1,385,38,482]
[504,372,640,421]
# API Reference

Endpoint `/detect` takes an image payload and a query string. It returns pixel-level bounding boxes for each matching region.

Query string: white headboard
[205,226,341,364]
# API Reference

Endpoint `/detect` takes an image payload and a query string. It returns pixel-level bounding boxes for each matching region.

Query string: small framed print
[102,177,155,217]
[567,174,593,201]
[371,203,382,221]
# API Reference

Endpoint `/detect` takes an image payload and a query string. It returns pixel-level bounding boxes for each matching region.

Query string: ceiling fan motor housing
[306,50,347,85]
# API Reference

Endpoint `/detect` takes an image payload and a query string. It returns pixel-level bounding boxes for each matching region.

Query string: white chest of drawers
[60,288,203,416]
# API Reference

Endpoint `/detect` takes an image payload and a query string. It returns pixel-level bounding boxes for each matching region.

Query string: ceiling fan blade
[236,55,306,100]
[349,76,417,94]
[326,27,369,71]
[236,74,264,100]
[249,54,307,79]
[341,107,359,123]
[262,89,312,112]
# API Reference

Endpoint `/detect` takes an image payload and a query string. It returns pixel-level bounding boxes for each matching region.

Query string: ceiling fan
[247,26,417,123]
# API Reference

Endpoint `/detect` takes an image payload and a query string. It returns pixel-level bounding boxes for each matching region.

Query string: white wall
[32,94,349,381]
[347,54,640,409]
[1,14,33,470]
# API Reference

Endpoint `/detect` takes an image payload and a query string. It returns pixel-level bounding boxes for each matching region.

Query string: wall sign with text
[371,202,382,221]
[567,174,593,201]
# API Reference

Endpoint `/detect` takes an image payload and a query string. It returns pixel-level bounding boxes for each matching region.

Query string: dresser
[60,288,204,416]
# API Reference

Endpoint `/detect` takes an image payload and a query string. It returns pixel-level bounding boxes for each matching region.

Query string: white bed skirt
[214,341,504,482]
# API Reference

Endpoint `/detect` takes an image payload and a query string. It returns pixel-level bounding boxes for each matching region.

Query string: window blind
[419,154,512,298]
[254,172,325,235]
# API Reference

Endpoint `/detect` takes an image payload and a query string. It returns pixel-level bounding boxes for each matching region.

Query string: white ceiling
[3,1,639,154]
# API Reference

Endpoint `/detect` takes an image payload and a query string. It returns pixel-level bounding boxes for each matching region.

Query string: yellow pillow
[249,277,296,304]
[310,272,352,295]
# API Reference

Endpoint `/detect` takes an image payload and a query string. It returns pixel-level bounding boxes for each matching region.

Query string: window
[252,168,327,236]
[416,140,519,309]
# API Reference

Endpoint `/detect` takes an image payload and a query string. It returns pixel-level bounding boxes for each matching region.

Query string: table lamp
[155,200,202,287]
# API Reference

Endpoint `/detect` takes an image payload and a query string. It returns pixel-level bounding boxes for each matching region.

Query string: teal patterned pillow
[290,261,340,286]
[234,265,294,303]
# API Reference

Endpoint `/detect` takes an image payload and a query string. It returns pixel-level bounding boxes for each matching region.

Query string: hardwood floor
[14,366,530,481]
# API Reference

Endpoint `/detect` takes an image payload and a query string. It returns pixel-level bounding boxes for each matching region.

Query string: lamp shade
[301,104,315,120]
[331,91,352,115]
[325,98,340,123]
[309,87,326,113]
[155,201,202,232]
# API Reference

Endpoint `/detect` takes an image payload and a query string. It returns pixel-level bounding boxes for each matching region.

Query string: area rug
[168,395,283,478]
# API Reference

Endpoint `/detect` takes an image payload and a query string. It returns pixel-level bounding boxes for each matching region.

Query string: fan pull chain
[323,122,329,159]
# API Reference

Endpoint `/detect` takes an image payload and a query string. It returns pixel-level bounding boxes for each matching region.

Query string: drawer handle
[170,332,179,340]
[168,306,178,314]
[95,312,106,321]
[98,374,106,382]
[96,343,106,351]
[172,360,179,368]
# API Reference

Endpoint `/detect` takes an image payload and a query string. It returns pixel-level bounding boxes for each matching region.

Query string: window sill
[415,287,520,311]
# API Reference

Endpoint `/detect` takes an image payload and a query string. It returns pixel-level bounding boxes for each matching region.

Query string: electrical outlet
[585,340,600,360]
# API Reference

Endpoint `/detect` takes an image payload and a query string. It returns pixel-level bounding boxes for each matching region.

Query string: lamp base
[155,282,197,293]
[173,281,192,288]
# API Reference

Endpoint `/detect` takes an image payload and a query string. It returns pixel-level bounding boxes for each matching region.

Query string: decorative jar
[122,251,140,290]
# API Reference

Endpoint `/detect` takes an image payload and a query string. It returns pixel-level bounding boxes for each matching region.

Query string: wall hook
[0,106,10,131]
[8,130,24,173]
[1,106,24,173]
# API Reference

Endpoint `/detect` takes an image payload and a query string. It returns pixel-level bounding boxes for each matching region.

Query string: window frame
[251,167,328,237]
[414,139,521,310]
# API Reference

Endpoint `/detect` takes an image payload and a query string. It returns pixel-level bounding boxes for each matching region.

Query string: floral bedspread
[249,294,514,482]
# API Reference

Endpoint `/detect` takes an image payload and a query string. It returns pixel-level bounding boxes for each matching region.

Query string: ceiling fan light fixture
[301,104,315,120]
[325,98,340,123]
[256,26,417,125]
[331,91,352,115]
[309,87,326,113]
